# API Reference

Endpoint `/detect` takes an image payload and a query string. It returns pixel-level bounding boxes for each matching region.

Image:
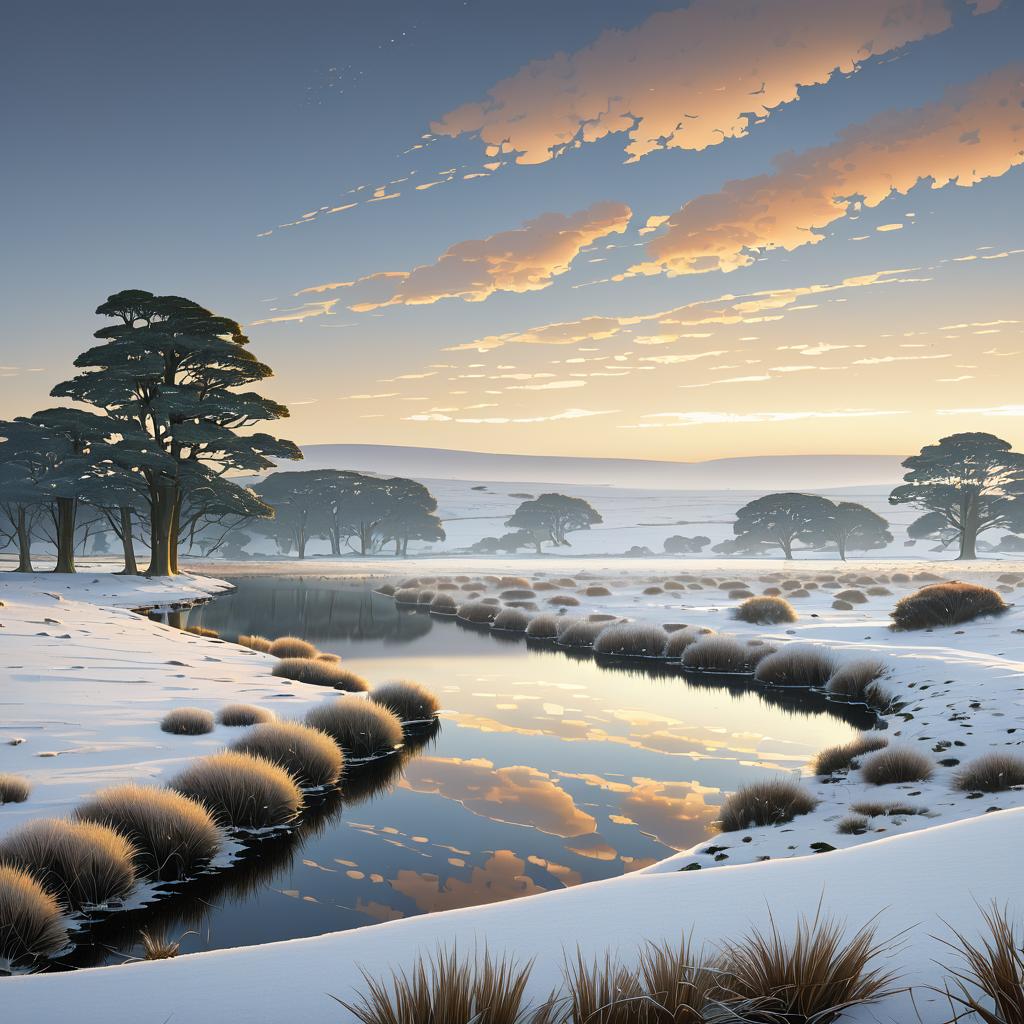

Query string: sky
[2,0,1022,462]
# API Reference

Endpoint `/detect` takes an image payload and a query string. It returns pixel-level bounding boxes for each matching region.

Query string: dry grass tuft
[836,815,871,835]
[0,864,68,965]
[306,697,404,761]
[429,593,458,614]
[592,623,669,658]
[717,911,899,1022]
[812,734,889,776]
[557,619,606,649]
[492,607,532,632]
[719,778,819,832]
[0,817,137,909]
[892,582,1009,630]
[160,706,215,736]
[634,936,720,1024]
[563,950,643,1024]
[526,614,561,640]
[371,680,440,724]
[755,646,836,688]
[682,636,768,674]
[184,624,219,638]
[826,660,888,701]
[272,657,369,692]
[140,929,181,960]
[268,636,318,659]
[336,947,542,1024]
[394,587,421,605]
[938,903,1024,1024]
[169,751,303,829]
[237,634,273,653]
[316,652,342,663]
[231,720,343,789]
[457,601,501,624]
[850,800,926,818]
[548,594,581,607]
[0,773,31,804]
[835,589,868,604]
[860,746,934,786]
[663,626,715,658]
[582,585,612,597]
[76,784,221,881]
[733,596,798,625]
[954,752,1024,793]
[216,703,274,727]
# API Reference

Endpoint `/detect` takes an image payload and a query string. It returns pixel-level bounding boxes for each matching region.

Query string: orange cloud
[631,63,1024,277]
[431,0,959,164]
[297,202,631,312]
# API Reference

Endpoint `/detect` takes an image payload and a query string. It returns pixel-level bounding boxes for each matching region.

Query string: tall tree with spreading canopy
[730,492,836,559]
[52,290,300,575]
[505,493,602,554]
[807,501,892,560]
[889,433,1024,559]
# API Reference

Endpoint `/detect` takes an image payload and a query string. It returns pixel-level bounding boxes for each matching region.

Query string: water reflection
[50,576,871,965]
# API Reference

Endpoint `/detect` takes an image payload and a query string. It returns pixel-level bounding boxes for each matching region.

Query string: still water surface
[62,576,866,966]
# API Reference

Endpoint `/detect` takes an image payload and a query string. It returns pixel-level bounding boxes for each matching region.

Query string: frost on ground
[1,558,1023,1022]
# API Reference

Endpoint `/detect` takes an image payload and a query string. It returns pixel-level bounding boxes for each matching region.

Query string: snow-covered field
[1,557,1023,1022]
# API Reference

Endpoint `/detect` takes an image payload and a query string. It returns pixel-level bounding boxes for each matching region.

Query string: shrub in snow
[76,784,221,881]
[525,614,561,640]
[370,680,440,724]
[860,747,934,785]
[268,636,318,659]
[272,658,369,692]
[718,913,897,1020]
[718,778,819,831]
[237,633,273,653]
[306,697,404,761]
[733,596,797,625]
[812,734,888,776]
[0,773,31,804]
[492,608,531,632]
[231,721,343,789]
[592,623,669,658]
[160,706,214,736]
[835,589,868,604]
[683,636,770,674]
[0,864,68,965]
[663,626,715,658]
[581,585,611,597]
[836,815,871,835]
[169,751,303,829]
[755,646,835,688]
[548,594,581,607]
[216,703,274,727]
[457,601,500,624]
[953,752,1024,793]
[0,818,136,910]
[556,619,605,649]
[891,582,1008,630]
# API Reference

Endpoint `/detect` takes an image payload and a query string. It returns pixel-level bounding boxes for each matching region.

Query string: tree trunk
[118,507,138,575]
[147,480,176,576]
[54,497,77,573]
[297,528,307,559]
[958,496,980,559]
[780,537,793,559]
[837,533,847,561]
[16,507,33,572]
[329,526,341,556]
[169,488,182,574]
[394,537,401,556]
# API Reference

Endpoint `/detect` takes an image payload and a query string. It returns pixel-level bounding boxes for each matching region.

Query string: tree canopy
[505,493,602,554]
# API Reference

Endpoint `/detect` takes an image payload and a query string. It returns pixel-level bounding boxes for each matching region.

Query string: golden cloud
[431,0,959,164]
[631,63,1024,277]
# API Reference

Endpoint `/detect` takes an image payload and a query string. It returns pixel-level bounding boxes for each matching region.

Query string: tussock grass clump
[374,583,396,597]
[850,800,926,817]
[272,657,369,692]
[216,703,274,727]
[140,929,180,959]
[812,734,889,776]
[268,636,318,659]
[563,950,642,1024]
[184,624,219,639]
[231,721,343,788]
[663,626,715,658]
[76,784,221,881]
[500,575,532,588]
[457,601,500,624]
[169,751,303,829]
[0,817,136,909]
[338,948,539,1024]
[867,586,892,596]
[500,589,536,600]
[0,773,31,804]
[826,659,887,699]
[954,752,1024,793]
[525,614,560,640]
[581,585,611,597]
[0,864,68,964]
[719,778,819,832]
[306,697,404,761]
[891,582,1008,630]
[429,592,458,614]
[727,589,755,600]
[642,586,664,596]
[836,815,871,835]
[556,619,605,649]
[592,623,669,658]
[633,937,719,1024]
[316,651,342,663]
[393,587,421,606]
[832,599,854,611]
[371,680,440,724]
[835,589,868,604]
[755,646,836,688]
[861,746,934,786]
[492,608,531,632]
[416,589,436,605]
[548,594,581,607]
[237,633,273,653]
[938,904,1024,1024]
[733,595,797,625]
[160,706,214,735]
[718,912,898,1021]
[682,636,764,674]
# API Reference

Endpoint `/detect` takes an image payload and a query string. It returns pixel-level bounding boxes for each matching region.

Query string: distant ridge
[291,444,904,491]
